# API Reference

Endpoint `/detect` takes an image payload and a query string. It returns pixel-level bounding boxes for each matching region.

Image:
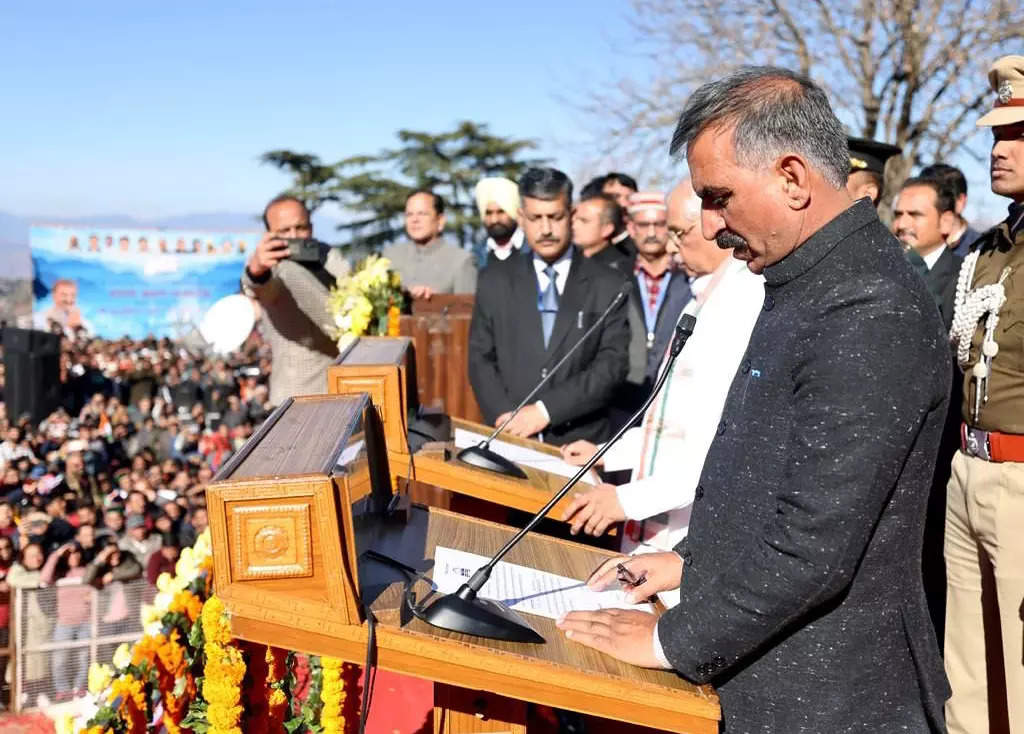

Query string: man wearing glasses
[616,192,691,417]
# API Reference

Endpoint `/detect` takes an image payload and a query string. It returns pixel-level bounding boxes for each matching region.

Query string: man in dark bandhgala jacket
[468,167,629,445]
[558,67,950,733]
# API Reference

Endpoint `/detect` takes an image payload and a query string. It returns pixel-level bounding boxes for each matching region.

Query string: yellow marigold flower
[87,662,114,696]
[140,603,161,629]
[112,642,132,670]
[193,528,212,559]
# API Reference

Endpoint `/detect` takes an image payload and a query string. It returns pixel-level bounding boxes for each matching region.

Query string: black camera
[283,237,325,263]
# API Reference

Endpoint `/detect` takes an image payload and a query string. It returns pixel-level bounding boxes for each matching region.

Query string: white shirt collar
[687,272,714,301]
[487,228,524,260]
[922,246,945,270]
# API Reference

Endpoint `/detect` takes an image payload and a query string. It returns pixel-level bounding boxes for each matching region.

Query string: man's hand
[500,403,549,437]
[557,609,665,668]
[561,483,625,536]
[560,440,600,467]
[587,551,683,603]
[409,285,435,300]
[246,232,291,278]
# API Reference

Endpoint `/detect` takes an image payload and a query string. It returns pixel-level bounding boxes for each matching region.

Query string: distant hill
[0,209,342,278]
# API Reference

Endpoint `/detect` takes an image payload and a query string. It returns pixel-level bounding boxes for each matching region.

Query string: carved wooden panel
[334,375,389,427]
[230,502,313,581]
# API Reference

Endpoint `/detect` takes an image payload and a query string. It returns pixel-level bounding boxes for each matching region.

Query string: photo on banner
[30,224,257,339]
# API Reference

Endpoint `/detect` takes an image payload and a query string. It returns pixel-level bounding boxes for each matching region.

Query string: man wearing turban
[474,177,524,266]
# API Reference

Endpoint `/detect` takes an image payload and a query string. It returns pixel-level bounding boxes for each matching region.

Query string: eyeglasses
[667,226,692,246]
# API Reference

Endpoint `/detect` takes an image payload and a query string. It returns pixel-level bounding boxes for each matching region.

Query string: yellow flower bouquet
[326,255,405,349]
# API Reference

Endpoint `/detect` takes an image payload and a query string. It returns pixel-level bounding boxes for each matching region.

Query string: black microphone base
[416,590,545,643]
[456,443,528,479]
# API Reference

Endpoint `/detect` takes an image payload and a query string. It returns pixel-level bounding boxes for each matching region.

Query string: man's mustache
[716,230,748,251]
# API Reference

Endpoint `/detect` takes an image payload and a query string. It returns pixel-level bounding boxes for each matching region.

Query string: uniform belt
[961,423,1024,463]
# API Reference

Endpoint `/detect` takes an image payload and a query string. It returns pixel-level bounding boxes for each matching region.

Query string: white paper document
[453,428,596,485]
[432,546,653,621]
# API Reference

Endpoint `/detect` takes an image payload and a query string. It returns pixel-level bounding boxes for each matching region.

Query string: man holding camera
[242,195,349,406]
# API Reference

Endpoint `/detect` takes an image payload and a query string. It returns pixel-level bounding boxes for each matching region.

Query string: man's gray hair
[669,66,849,190]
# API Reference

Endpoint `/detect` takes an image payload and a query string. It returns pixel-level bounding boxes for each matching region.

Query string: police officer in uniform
[846,136,902,206]
[846,137,931,280]
[946,54,1024,734]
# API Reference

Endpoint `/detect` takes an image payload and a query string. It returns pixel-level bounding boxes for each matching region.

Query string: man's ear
[860,181,880,205]
[776,154,812,209]
[436,213,447,235]
[517,208,525,229]
[600,221,615,242]
[939,210,956,239]
[625,215,637,241]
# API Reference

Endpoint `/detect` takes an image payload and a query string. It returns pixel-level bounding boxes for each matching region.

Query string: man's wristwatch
[245,263,272,284]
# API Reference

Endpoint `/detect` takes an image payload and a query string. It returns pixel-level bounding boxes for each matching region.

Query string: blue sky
[1,2,1007,225]
[1,1,643,220]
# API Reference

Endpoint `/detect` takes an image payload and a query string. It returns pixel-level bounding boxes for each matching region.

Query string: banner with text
[30,225,256,339]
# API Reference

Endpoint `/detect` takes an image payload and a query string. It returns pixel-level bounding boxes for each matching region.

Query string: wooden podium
[206,393,720,733]
[327,336,596,519]
[398,294,483,423]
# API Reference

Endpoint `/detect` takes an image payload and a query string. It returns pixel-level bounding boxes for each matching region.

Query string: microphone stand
[457,287,629,479]
[414,314,698,643]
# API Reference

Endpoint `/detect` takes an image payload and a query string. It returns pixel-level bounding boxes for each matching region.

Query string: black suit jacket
[468,248,629,444]
[628,269,692,384]
[659,201,951,732]
[923,247,963,330]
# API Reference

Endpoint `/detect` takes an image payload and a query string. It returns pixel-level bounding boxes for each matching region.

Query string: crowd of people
[0,328,272,705]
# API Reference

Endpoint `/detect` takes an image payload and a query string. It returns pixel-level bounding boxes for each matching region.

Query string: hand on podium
[495,403,549,438]
[560,440,601,467]
[557,609,664,668]
[409,284,436,300]
[561,483,625,536]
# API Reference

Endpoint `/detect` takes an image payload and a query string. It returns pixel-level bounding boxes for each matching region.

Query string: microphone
[457,282,631,479]
[414,314,698,643]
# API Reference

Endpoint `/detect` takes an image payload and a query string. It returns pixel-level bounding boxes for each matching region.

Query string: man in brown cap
[945,54,1024,734]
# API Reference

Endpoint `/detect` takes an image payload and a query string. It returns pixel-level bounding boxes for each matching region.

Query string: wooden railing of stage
[398,294,484,423]
[206,393,721,734]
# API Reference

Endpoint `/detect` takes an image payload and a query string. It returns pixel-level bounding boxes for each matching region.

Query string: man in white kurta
[560,180,764,605]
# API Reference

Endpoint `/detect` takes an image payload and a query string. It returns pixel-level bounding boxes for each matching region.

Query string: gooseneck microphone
[456,282,631,479]
[414,314,698,643]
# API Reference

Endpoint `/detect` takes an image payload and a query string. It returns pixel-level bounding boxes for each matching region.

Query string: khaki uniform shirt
[961,205,1024,432]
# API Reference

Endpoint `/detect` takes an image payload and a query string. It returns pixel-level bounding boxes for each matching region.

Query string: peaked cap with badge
[976,54,1024,127]
[847,136,902,175]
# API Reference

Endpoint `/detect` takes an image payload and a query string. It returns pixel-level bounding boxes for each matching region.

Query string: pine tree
[262,121,547,260]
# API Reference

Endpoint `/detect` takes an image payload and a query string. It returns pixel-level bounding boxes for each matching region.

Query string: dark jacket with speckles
[659,199,951,733]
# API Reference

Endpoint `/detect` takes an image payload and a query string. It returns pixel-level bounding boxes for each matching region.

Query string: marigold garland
[320,656,346,734]
[266,646,289,731]
[78,527,355,734]
[169,589,204,623]
[156,628,192,734]
[201,596,246,734]
[108,674,148,734]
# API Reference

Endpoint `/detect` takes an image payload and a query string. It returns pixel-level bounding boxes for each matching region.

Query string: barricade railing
[11,579,150,712]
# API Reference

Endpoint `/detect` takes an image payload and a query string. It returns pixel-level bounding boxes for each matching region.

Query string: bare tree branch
[570,0,1024,204]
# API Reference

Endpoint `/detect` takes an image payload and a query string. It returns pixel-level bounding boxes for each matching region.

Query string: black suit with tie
[922,246,963,330]
[468,248,630,444]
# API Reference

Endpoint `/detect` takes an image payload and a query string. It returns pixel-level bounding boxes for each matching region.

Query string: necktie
[540,265,559,347]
